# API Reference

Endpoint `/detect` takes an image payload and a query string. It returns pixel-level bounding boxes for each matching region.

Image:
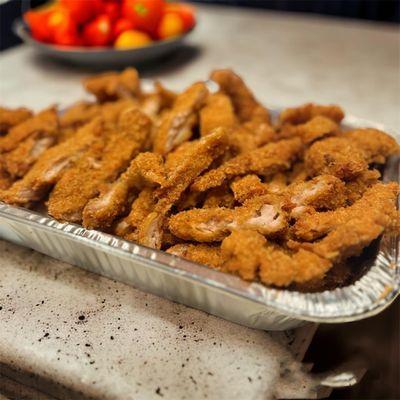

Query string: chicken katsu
[0,67,398,290]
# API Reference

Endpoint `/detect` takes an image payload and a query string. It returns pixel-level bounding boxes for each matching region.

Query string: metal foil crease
[0,115,398,331]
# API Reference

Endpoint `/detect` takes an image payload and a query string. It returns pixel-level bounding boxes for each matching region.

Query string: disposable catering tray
[0,113,398,330]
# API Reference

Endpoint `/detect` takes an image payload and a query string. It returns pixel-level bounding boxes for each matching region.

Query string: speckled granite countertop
[0,4,399,399]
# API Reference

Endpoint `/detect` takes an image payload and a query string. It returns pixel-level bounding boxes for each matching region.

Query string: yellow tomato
[157,13,184,40]
[114,30,152,49]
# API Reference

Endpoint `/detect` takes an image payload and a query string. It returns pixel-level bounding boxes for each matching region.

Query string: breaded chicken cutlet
[0,67,398,290]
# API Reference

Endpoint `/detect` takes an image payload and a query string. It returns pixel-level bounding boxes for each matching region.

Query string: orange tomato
[165,2,196,31]
[122,0,165,35]
[157,12,184,40]
[83,14,113,46]
[114,30,152,48]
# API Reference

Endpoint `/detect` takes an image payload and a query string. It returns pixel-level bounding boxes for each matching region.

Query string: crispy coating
[200,93,237,136]
[287,162,308,184]
[83,68,141,102]
[293,182,399,241]
[210,69,269,123]
[0,106,33,133]
[221,229,267,280]
[280,116,339,144]
[167,243,226,269]
[3,129,58,178]
[155,128,229,213]
[344,169,380,204]
[279,103,345,125]
[137,211,166,249]
[115,187,156,239]
[153,82,208,155]
[0,161,13,190]
[48,109,152,223]
[191,138,302,192]
[283,174,346,215]
[231,175,269,203]
[0,118,103,205]
[0,107,58,153]
[345,128,399,164]
[60,101,100,129]
[169,194,287,242]
[305,137,368,180]
[221,230,331,286]
[203,185,235,208]
[134,152,167,186]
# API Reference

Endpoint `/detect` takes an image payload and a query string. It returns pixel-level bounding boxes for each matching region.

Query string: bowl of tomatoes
[13,0,196,66]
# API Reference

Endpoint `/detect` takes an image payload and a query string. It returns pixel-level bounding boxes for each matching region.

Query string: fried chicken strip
[191,138,302,192]
[83,68,141,102]
[293,182,399,241]
[169,195,287,242]
[279,103,344,125]
[0,106,33,134]
[220,230,331,286]
[167,243,226,269]
[153,82,208,155]
[280,115,339,144]
[0,118,103,205]
[0,107,58,153]
[199,92,237,136]
[210,69,270,123]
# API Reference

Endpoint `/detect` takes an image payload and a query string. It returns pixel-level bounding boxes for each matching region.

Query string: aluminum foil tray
[0,115,399,331]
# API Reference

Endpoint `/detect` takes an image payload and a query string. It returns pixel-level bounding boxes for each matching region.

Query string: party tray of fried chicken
[0,68,399,329]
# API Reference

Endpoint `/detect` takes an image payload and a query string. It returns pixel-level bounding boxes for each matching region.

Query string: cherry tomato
[157,12,184,40]
[114,29,152,49]
[113,18,135,39]
[83,14,113,46]
[165,3,196,31]
[122,0,165,35]
[24,9,53,42]
[60,0,102,24]
[102,1,121,22]
[46,7,79,44]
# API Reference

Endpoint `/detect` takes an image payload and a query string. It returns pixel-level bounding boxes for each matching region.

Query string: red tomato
[83,14,113,46]
[165,3,196,31]
[113,18,135,39]
[122,0,165,35]
[24,9,53,42]
[60,0,102,24]
[47,7,79,44]
[103,1,121,21]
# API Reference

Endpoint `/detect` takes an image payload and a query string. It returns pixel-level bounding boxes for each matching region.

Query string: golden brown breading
[134,152,167,186]
[221,229,267,280]
[231,175,269,204]
[169,194,287,242]
[48,109,152,223]
[287,162,308,184]
[345,128,399,164]
[279,103,344,125]
[203,184,236,208]
[0,106,33,133]
[280,116,339,144]
[153,82,208,155]
[305,137,368,180]
[0,107,58,153]
[167,243,226,269]
[191,138,302,192]
[0,161,13,190]
[0,118,103,205]
[60,101,100,129]
[210,69,270,123]
[221,230,331,286]
[283,174,346,215]
[344,169,380,204]
[199,92,237,136]
[3,132,58,179]
[83,68,141,102]
[115,187,156,240]
[154,128,229,213]
[293,182,399,241]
